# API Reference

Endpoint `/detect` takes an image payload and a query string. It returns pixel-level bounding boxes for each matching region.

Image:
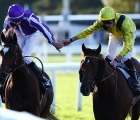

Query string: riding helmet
[8,4,24,22]
[99,6,115,21]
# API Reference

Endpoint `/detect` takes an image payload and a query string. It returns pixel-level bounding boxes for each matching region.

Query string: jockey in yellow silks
[76,7,136,60]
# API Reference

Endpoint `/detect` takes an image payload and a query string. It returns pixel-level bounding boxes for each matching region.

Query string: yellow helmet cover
[99,6,115,21]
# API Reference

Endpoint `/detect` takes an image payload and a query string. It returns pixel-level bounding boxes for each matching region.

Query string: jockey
[2,4,63,93]
[62,6,140,94]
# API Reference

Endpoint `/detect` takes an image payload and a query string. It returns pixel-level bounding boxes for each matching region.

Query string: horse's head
[79,44,105,96]
[0,31,22,84]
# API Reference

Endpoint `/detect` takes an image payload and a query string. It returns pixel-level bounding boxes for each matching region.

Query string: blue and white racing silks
[3,10,55,43]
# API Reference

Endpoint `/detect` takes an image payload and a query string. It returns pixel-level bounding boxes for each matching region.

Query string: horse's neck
[12,52,30,83]
[98,60,116,96]
[13,63,28,75]
[104,62,114,77]
[12,65,30,84]
[99,55,114,79]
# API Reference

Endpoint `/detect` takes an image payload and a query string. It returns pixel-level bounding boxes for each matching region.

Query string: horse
[0,31,58,120]
[79,43,140,120]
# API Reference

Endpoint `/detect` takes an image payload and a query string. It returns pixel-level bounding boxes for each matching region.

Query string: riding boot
[124,59,140,96]
[27,61,50,93]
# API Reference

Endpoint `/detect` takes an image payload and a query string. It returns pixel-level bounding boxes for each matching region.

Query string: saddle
[117,62,140,97]
[117,62,140,81]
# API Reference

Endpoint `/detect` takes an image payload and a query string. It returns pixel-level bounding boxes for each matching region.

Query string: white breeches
[16,30,40,64]
[107,31,137,62]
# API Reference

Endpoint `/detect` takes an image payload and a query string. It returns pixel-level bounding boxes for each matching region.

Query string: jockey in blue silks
[3,4,63,93]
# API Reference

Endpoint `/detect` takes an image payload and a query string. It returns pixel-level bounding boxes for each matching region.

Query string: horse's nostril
[84,87,90,96]
[85,88,89,93]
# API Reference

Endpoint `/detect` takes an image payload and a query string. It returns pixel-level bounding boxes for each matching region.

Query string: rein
[10,63,25,72]
[23,56,44,74]
[86,55,99,59]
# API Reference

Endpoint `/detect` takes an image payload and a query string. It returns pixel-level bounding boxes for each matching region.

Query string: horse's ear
[96,44,101,54]
[82,43,87,54]
[13,33,17,43]
[1,32,7,43]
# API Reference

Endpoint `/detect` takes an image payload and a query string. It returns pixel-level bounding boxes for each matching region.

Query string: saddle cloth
[117,62,140,81]
[117,62,140,98]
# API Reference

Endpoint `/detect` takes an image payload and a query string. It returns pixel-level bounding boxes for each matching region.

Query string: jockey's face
[11,20,21,26]
[102,19,114,29]
[105,23,114,28]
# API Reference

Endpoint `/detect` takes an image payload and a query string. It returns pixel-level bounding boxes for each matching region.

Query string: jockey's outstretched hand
[52,41,64,53]
[62,39,72,46]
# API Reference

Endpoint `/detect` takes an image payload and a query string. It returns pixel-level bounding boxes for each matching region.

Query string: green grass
[55,73,94,120]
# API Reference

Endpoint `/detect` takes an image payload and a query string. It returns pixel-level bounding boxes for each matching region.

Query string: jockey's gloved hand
[110,59,118,68]
[52,41,64,53]
[110,55,122,68]
[62,39,72,46]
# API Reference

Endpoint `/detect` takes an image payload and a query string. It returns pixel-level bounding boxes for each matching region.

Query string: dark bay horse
[0,31,58,120]
[79,44,140,120]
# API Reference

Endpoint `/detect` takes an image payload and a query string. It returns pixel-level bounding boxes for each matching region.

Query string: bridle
[82,55,116,85]
[0,44,25,73]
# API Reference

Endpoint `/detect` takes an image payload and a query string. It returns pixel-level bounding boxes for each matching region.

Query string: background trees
[0,0,139,31]
[0,0,37,31]
[101,0,140,13]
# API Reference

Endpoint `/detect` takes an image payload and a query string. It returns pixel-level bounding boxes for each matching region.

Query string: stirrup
[133,89,140,97]
[40,82,50,94]
[132,83,140,96]
[43,82,50,88]
[41,77,50,88]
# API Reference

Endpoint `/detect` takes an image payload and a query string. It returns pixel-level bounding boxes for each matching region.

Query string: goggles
[11,20,21,24]
[102,19,114,25]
